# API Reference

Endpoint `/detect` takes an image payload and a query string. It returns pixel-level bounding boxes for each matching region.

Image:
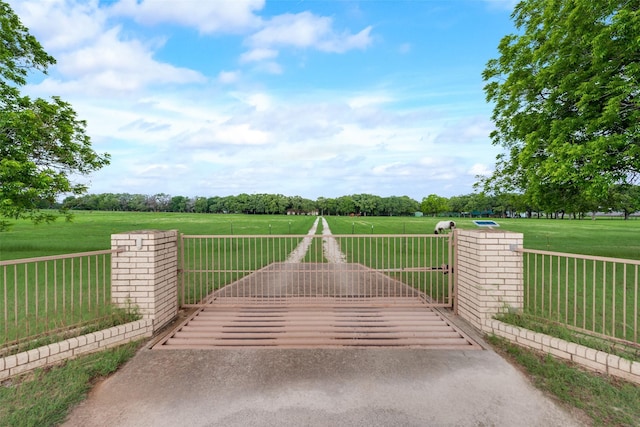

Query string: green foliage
[0,1,109,228]
[483,0,640,208]
[420,194,449,216]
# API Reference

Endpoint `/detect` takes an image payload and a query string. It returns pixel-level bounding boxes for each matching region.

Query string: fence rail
[180,234,453,306]
[520,248,640,345]
[1,249,125,354]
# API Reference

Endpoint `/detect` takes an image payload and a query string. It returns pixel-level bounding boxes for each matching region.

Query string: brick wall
[455,229,524,331]
[111,230,179,332]
[485,319,640,385]
[0,319,152,381]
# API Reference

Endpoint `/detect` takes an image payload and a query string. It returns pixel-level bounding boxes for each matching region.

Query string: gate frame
[177,233,456,309]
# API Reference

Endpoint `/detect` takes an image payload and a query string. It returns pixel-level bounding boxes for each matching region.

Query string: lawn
[0,211,317,261]
[2,211,640,260]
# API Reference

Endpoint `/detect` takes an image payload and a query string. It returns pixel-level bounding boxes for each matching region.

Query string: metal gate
[179,233,454,308]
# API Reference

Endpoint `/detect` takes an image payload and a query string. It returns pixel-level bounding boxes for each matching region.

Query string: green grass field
[2,211,639,260]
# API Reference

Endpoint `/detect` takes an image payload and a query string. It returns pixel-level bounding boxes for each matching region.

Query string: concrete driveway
[63,345,584,427]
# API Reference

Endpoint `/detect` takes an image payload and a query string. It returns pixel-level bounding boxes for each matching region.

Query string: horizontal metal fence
[180,234,453,306]
[521,248,640,345]
[1,249,124,354]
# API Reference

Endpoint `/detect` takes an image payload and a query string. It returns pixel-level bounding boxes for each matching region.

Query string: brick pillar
[455,229,524,332]
[111,230,178,332]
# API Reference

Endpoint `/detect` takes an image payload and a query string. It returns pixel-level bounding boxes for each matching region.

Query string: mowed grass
[2,211,640,259]
[0,211,317,260]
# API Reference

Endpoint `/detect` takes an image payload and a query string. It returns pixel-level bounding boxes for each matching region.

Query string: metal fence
[521,248,640,345]
[180,234,453,306]
[1,249,124,354]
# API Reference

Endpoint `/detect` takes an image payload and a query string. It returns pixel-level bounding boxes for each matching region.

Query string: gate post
[455,229,523,332]
[111,230,179,333]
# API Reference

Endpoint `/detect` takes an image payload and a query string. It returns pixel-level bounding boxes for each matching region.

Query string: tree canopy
[482,0,640,204]
[0,1,109,229]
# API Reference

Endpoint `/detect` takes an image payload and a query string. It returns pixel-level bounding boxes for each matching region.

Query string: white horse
[434,220,456,234]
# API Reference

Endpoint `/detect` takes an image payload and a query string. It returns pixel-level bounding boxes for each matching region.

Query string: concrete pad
[63,347,582,427]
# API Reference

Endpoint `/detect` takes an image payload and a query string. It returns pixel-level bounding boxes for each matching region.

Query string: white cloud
[247,11,373,53]
[468,163,493,177]
[217,71,240,84]
[9,0,106,51]
[55,26,206,91]
[109,0,265,34]
[240,48,279,63]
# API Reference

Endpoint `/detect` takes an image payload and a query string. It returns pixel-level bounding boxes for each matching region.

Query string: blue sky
[11,0,518,200]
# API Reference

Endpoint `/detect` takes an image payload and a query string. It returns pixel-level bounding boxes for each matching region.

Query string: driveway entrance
[154,218,477,349]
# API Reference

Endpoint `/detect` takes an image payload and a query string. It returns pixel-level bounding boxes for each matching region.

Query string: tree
[482,0,640,207]
[420,194,449,217]
[611,184,640,220]
[0,2,109,229]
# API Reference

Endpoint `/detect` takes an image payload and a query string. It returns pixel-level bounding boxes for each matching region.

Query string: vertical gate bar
[532,254,537,315]
[556,256,560,322]
[429,236,434,300]
[582,259,586,330]
[524,253,529,313]
[572,258,577,327]
[548,256,553,319]
[622,263,627,339]
[180,235,185,305]
[35,261,39,327]
[101,254,105,314]
[369,237,378,297]
[69,258,76,321]
[62,260,67,324]
[602,261,607,335]
[448,233,453,307]
[14,265,18,342]
[3,266,7,344]
[591,260,596,333]
[45,261,50,331]
[204,237,209,302]
[87,256,92,313]
[634,265,638,343]
[24,264,29,336]
[77,258,82,321]
[611,262,616,339]
[54,260,58,315]
[540,255,545,315]
[255,237,265,304]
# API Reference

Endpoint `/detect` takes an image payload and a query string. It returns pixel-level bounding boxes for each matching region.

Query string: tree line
[60,185,640,219]
[60,193,421,217]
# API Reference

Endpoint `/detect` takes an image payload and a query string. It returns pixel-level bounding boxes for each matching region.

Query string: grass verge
[487,335,640,426]
[0,341,141,427]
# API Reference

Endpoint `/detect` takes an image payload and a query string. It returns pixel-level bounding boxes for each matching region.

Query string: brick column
[111,230,179,332]
[455,229,523,332]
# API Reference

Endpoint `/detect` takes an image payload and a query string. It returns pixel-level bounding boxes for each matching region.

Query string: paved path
[63,346,583,427]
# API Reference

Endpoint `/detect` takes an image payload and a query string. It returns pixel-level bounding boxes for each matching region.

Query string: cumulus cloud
[109,0,265,34]
[9,0,106,51]
[240,48,279,63]
[53,27,205,91]
[468,163,493,177]
[247,11,372,53]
